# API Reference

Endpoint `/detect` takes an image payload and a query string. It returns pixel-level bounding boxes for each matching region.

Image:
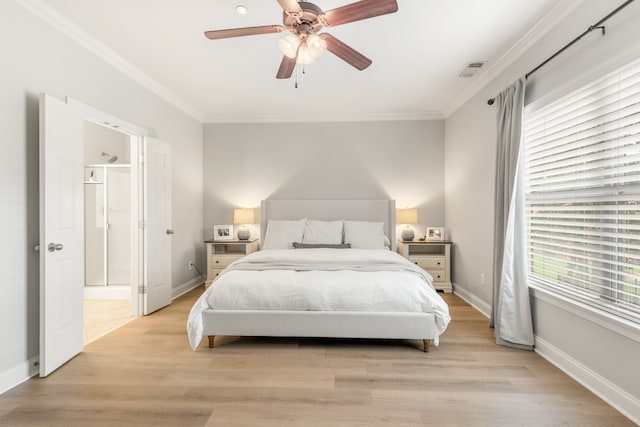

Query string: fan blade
[319,33,372,70]
[323,0,398,27]
[276,55,296,79]
[204,25,284,40]
[277,0,302,13]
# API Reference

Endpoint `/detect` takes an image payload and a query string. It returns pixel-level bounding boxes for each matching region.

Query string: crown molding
[204,110,444,124]
[16,0,205,122]
[442,0,584,118]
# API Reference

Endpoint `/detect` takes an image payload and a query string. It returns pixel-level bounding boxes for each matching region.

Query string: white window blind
[523,57,640,323]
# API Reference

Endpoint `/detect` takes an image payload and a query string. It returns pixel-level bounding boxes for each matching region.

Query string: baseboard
[452,283,491,318]
[172,277,203,300]
[0,356,39,395]
[535,336,640,425]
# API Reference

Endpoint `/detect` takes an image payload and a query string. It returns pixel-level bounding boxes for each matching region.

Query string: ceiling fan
[204,0,398,79]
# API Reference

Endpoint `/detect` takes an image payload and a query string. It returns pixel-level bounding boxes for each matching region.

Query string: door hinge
[138,220,147,229]
[138,285,147,294]
[139,155,147,164]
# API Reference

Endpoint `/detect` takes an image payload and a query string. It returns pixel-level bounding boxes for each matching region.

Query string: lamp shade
[397,208,418,224]
[306,33,327,59]
[233,208,255,225]
[278,34,300,59]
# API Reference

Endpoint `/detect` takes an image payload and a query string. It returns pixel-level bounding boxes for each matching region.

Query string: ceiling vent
[459,61,486,78]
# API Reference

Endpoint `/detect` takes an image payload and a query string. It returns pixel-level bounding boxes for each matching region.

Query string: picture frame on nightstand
[213,224,233,241]
[426,227,444,241]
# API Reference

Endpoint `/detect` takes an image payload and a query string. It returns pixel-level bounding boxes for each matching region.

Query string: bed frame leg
[423,339,431,353]
[208,335,215,348]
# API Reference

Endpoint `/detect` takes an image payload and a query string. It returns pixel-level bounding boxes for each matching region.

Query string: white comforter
[187,249,451,349]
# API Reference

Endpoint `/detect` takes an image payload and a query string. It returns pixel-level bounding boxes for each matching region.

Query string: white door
[143,137,172,314]
[39,94,84,377]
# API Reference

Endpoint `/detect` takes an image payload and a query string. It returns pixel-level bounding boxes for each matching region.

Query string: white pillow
[302,219,343,245]
[343,221,386,249]
[262,219,306,250]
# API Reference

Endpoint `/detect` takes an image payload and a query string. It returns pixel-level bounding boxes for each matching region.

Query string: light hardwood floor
[0,287,634,426]
[84,298,133,344]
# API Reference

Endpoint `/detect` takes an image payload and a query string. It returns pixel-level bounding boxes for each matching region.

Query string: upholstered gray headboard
[260,199,396,251]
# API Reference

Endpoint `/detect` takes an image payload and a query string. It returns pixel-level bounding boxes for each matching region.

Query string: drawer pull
[414,261,418,265]
[215,260,219,264]
[437,261,441,265]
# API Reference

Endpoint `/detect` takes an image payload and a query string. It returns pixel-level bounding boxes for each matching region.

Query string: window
[523,57,640,323]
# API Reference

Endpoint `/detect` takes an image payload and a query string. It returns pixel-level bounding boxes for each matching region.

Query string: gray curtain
[490,77,534,350]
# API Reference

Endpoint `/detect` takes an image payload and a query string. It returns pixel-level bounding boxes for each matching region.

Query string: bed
[187,199,451,352]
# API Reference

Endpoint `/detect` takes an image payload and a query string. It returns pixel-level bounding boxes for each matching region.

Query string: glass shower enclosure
[84,165,131,287]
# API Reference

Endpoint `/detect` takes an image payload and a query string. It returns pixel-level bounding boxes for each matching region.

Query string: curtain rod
[487,0,636,106]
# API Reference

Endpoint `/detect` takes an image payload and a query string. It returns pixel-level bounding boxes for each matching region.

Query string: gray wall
[444,0,640,416]
[203,120,445,240]
[0,1,203,391]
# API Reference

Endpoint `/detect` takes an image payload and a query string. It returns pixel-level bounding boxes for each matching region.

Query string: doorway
[39,94,173,376]
[82,121,134,343]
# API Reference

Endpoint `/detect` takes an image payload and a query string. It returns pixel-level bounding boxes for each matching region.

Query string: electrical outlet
[480,273,485,285]
[188,261,195,271]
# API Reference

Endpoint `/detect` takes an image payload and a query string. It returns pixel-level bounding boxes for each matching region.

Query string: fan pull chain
[295,62,308,89]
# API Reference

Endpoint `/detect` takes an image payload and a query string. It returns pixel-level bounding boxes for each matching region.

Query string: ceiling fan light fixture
[204,0,400,79]
[296,44,316,64]
[306,33,327,59]
[278,34,300,59]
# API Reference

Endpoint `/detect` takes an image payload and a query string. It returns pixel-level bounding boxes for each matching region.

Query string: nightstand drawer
[430,270,446,283]
[209,255,240,268]
[409,256,446,270]
[210,267,225,278]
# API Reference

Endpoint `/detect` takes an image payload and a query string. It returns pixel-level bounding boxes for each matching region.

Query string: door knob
[47,243,63,252]
[166,229,174,235]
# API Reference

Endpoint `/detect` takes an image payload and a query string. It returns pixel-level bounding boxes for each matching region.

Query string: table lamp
[233,208,255,240]
[397,208,418,241]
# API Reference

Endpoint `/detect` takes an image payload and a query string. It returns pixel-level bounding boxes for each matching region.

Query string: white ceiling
[32,0,578,123]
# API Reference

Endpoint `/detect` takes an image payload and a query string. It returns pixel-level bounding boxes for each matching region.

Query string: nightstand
[398,240,452,293]
[204,239,259,287]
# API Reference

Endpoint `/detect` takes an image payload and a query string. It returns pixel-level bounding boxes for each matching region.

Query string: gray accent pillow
[292,242,351,249]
